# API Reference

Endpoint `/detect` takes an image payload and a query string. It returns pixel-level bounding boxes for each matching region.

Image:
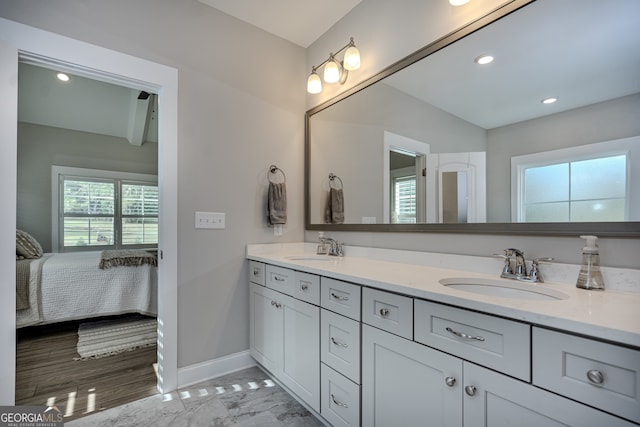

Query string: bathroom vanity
[247,243,640,427]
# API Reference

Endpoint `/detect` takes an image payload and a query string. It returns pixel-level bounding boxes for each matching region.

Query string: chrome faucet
[496,248,553,283]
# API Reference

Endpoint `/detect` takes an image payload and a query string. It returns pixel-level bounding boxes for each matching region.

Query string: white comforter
[17,251,157,328]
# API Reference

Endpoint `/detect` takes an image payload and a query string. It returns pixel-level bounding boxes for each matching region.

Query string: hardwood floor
[16,317,159,422]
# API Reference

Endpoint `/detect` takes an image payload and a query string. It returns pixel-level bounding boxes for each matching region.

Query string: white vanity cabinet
[362,324,463,427]
[463,362,636,427]
[320,277,362,427]
[248,257,639,427]
[249,275,320,412]
[362,316,637,427]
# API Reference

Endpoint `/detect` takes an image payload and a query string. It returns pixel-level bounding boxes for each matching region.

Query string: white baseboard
[177,350,256,389]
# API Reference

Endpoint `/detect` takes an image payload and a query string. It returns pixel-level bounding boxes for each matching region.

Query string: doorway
[15,62,161,419]
[0,18,178,405]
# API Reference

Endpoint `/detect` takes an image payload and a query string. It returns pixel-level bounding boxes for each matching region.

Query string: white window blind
[53,166,158,251]
[393,175,417,224]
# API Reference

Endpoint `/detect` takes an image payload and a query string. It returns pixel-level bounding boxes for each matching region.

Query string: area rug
[75,316,157,360]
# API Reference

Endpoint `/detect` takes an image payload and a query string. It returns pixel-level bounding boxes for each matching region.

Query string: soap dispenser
[576,235,605,290]
[316,232,328,255]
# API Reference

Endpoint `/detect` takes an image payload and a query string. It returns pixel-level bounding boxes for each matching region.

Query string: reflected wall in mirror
[306,0,640,235]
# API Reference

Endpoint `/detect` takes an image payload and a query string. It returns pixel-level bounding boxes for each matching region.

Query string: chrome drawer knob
[465,385,477,396]
[270,300,282,309]
[587,370,604,385]
[445,377,456,387]
[253,268,260,276]
[274,275,285,282]
[379,308,390,317]
[301,284,309,290]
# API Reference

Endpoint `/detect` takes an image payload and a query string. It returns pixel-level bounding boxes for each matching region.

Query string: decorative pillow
[16,229,43,259]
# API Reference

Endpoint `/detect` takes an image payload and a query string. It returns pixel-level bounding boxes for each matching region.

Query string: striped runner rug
[75,316,157,360]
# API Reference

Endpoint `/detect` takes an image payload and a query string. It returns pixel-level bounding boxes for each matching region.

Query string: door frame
[0,17,178,404]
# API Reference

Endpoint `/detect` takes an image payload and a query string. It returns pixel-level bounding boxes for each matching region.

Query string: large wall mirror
[306,0,640,236]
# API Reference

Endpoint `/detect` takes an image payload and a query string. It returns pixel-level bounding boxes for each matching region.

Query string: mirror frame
[305,0,640,237]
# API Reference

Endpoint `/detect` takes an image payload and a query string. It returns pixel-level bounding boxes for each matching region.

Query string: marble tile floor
[67,366,324,427]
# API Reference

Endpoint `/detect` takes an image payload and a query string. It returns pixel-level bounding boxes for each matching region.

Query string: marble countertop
[247,243,640,348]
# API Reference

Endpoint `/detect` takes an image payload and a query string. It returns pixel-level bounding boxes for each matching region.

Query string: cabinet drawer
[321,278,361,321]
[362,287,413,339]
[533,327,640,424]
[321,363,360,427]
[414,299,530,381]
[265,265,295,296]
[294,271,320,306]
[321,309,361,383]
[249,261,265,286]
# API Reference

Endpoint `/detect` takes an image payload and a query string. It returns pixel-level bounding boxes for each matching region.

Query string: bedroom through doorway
[15,60,161,421]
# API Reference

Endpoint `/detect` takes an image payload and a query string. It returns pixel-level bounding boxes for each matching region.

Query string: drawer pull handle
[331,394,349,408]
[331,337,349,348]
[446,327,485,342]
[445,376,456,387]
[587,370,604,385]
[301,284,309,291]
[465,385,477,396]
[274,276,285,282]
[270,301,282,309]
[331,292,350,301]
[253,268,260,276]
[379,308,390,317]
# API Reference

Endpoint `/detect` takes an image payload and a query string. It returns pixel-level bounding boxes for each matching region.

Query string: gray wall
[17,122,158,252]
[487,93,640,222]
[310,82,485,223]
[1,0,306,368]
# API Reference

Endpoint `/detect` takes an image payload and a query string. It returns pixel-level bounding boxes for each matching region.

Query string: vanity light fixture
[56,72,70,82]
[307,37,360,94]
[542,97,558,104]
[474,54,494,65]
[449,0,470,6]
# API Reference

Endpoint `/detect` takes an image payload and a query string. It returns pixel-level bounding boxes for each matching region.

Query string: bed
[16,250,157,328]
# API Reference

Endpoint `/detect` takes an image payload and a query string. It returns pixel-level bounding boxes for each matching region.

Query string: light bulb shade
[307,72,322,94]
[324,59,341,83]
[343,45,361,70]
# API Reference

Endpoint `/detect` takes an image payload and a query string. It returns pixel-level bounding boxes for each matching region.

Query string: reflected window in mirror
[512,136,638,223]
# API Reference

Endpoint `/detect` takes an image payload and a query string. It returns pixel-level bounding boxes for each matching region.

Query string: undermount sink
[285,255,335,262]
[440,277,569,301]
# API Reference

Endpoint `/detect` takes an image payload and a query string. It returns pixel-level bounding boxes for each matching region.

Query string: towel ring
[329,173,343,190]
[268,165,286,183]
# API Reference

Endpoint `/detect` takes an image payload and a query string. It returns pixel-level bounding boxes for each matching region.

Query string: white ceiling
[384,0,640,129]
[18,62,158,144]
[197,0,362,48]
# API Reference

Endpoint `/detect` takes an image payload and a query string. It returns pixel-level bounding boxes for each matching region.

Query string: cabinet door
[463,362,637,427]
[362,324,463,427]
[249,283,283,374]
[280,295,320,412]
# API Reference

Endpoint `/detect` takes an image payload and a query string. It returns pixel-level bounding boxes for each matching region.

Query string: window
[53,166,158,251]
[392,173,417,224]
[511,139,633,223]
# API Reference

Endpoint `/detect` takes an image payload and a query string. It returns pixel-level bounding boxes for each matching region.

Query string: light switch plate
[195,211,225,229]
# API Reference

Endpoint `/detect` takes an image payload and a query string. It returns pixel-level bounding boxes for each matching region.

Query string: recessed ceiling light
[449,0,470,5]
[56,72,70,82]
[541,97,558,104]
[474,55,494,65]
